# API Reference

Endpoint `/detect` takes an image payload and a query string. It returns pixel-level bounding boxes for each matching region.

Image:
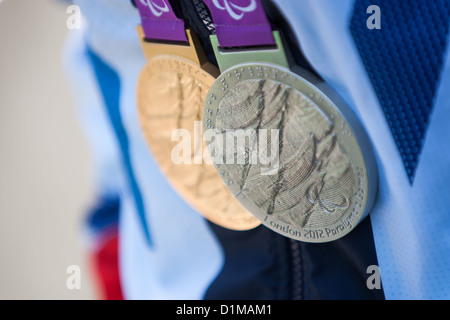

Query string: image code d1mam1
[176,304,272,317]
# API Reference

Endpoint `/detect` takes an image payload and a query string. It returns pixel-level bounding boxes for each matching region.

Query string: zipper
[191,0,216,34]
[289,239,303,300]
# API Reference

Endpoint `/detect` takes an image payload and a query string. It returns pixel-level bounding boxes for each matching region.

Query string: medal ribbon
[135,0,188,42]
[202,0,274,47]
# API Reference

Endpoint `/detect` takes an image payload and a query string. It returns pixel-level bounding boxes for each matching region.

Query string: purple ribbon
[202,0,274,47]
[135,0,187,42]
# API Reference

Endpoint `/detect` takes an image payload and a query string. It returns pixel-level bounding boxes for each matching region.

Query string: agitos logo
[211,0,257,20]
[139,0,170,17]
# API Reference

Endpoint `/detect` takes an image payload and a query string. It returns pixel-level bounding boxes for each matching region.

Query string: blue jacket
[65,0,450,299]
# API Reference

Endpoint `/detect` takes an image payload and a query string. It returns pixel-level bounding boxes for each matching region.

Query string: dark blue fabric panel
[350,0,450,183]
[300,217,384,300]
[204,218,384,300]
[203,224,292,300]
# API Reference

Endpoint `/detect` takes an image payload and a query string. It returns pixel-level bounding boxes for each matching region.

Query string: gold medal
[136,27,260,230]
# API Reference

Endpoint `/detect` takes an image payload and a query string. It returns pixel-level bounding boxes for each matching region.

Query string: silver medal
[203,33,378,242]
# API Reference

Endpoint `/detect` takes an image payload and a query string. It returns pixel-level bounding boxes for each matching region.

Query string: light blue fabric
[62,26,123,196]
[274,0,450,299]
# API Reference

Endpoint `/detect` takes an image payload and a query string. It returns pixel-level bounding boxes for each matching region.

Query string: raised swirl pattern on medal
[214,79,357,229]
